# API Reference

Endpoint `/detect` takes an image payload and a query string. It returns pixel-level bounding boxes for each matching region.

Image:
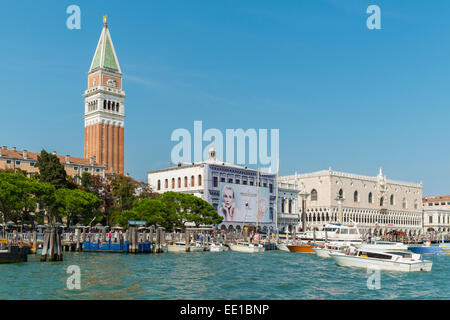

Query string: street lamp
[335,194,345,224]
[299,191,310,232]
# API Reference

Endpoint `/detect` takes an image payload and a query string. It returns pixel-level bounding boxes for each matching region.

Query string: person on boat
[348,243,356,256]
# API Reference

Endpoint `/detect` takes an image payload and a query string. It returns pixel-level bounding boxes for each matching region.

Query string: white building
[277,182,300,233]
[422,196,450,233]
[147,148,277,231]
[279,168,423,236]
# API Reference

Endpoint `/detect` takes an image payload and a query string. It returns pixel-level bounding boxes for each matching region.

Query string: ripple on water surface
[0,251,449,299]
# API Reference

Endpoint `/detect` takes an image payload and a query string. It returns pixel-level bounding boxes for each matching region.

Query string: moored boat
[0,246,28,263]
[330,249,432,272]
[313,243,348,258]
[439,243,450,256]
[276,242,291,252]
[229,242,265,253]
[356,241,408,251]
[287,242,316,253]
[408,244,443,255]
[167,241,206,253]
[209,243,228,252]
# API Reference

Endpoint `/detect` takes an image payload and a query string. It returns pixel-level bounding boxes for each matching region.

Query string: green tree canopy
[35,150,68,189]
[54,188,100,228]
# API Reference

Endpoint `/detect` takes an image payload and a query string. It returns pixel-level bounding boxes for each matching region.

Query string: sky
[0,0,449,196]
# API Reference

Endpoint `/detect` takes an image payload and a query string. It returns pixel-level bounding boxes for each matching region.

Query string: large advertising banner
[218,183,271,223]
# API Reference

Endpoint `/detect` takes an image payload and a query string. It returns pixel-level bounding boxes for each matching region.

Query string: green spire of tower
[89,17,121,73]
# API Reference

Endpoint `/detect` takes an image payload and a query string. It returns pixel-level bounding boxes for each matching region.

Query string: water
[1,251,449,299]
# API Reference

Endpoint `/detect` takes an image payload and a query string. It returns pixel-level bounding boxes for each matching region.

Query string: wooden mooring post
[40,227,63,262]
[185,230,190,252]
[32,230,37,254]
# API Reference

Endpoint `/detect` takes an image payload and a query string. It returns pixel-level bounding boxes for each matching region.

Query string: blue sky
[0,0,449,196]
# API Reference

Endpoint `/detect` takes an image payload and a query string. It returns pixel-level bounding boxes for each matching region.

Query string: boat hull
[167,244,188,253]
[287,244,315,253]
[276,243,290,252]
[229,244,265,253]
[408,246,443,255]
[330,254,432,272]
[313,247,332,258]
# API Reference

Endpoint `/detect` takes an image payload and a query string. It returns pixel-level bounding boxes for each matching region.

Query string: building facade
[147,148,277,231]
[84,17,125,175]
[422,196,450,233]
[277,181,300,233]
[0,146,106,179]
[279,168,423,236]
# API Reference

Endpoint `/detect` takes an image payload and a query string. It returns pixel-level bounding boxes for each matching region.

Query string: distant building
[0,146,105,181]
[147,147,277,231]
[279,168,423,236]
[422,196,450,233]
[277,181,300,233]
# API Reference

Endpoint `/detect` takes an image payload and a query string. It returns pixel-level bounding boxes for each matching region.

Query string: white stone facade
[279,168,423,236]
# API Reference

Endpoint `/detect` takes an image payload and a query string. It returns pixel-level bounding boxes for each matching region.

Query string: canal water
[1,251,449,299]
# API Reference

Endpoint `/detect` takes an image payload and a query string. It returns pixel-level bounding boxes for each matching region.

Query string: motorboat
[287,242,320,253]
[209,243,228,252]
[313,242,348,258]
[276,242,291,252]
[0,246,28,263]
[297,223,363,242]
[408,240,444,255]
[167,241,205,253]
[355,241,408,251]
[330,249,433,272]
[229,242,265,253]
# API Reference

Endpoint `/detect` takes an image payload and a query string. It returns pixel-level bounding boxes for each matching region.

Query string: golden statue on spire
[103,15,107,24]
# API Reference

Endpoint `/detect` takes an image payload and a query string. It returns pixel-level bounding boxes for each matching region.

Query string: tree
[81,173,114,226]
[35,150,68,189]
[157,192,223,230]
[0,172,54,224]
[54,188,100,229]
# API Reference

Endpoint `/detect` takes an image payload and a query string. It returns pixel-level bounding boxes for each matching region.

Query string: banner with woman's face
[218,183,271,223]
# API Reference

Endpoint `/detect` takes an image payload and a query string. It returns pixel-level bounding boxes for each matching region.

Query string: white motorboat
[229,242,265,253]
[297,223,363,243]
[209,243,228,252]
[313,243,348,258]
[167,241,188,253]
[167,241,205,253]
[355,241,408,251]
[330,249,432,272]
[276,241,293,252]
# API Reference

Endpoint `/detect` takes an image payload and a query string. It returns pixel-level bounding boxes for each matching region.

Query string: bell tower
[84,16,125,175]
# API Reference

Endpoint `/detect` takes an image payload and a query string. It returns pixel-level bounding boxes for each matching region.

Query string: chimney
[65,155,70,164]
[52,151,57,156]
[23,150,28,159]
[12,147,16,151]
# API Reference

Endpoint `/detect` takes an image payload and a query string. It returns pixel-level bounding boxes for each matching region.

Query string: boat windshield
[358,251,392,260]
[385,251,412,258]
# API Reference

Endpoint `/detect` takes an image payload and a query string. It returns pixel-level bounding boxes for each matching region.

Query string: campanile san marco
[84,17,125,175]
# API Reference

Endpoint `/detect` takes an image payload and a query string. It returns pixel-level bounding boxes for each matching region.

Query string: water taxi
[408,240,444,255]
[276,242,292,252]
[287,242,317,253]
[229,242,265,253]
[166,241,205,253]
[439,243,450,256]
[297,223,363,243]
[330,249,432,272]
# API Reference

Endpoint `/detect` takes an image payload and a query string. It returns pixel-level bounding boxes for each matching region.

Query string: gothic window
[281,199,285,213]
[380,197,384,207]
[368,192,373,204]
[157,180,161,191]
[103,100,106,109]
[338,189,343,198]
[184,176,188,187]
[354,191,358,202]
[390,194,394,205]
[171,178,175,189]
[191,176,195,187]
[165,179,168,189]
[178,177,181,188]
[402,198,407,209]
[288,200,292,214]
[198,175,202,186]
[311,189,318,201]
